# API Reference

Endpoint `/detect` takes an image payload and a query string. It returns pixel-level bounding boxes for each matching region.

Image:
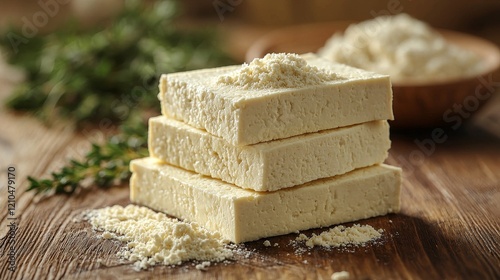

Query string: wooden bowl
[246,22,500,128]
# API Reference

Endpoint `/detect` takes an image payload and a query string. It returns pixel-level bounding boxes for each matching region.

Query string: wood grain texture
[0,77,499,280]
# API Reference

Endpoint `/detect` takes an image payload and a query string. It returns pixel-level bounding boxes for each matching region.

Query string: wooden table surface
[0,75,499,280]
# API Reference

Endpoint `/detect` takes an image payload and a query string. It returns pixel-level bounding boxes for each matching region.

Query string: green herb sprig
[27,115,148,194]
[2,0,233,194]
[1,0,232,125]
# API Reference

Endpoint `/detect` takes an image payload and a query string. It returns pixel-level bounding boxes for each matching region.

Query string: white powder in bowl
[318,14,484,82]
[86,205,233,270]
[217,53,339,89]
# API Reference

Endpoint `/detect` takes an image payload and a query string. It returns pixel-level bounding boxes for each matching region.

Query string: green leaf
[1,0,233,195]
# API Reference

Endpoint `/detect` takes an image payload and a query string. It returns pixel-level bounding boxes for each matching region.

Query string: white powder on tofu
[217,53,339,89]
[331,271,350,280]
[295,224,383,248]
[318,14,484,82]
[86,205,233,270]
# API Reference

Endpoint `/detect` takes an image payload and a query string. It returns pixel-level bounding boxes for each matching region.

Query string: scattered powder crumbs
[216,53,340,90]
[318,13,484,81]
[86,205,233,270]
[263,240,271,247]
[294,246,307,255]
[274,243,279,247]
[292,224,383,252]
[195,261,211,270]
[102,232,114,239]
[296,234,309,242]
[331,271,350,280]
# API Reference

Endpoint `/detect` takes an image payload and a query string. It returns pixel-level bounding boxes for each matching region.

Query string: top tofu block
[159,53,393,146]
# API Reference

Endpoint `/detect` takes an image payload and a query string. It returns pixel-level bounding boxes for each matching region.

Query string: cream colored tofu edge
[158,54,393,145]
[159,80,393,146]
[233,77,393,145]
[149,116,391,191]
[158,53,390,99]
[130,158,402,243]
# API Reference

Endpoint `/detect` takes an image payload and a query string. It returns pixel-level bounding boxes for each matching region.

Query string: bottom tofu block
[130,157,402,243]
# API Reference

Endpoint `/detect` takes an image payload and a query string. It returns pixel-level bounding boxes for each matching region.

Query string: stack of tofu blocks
[130,53,402,243]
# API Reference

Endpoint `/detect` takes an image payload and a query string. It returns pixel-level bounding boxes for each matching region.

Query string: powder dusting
[195,261,211,270]
[331,271,350,280]
[294,224,383,249]
[318,14,483,81]
[217,53,339,89]
[86,205,233,270]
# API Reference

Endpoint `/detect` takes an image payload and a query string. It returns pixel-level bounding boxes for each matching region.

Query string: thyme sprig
[1,0,231,125]
[27,116,148,194]
[1,0,233,194]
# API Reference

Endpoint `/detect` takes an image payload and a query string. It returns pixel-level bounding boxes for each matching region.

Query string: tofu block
[159,53,393,145]
[149,116,391,191]
[130,157,402,243]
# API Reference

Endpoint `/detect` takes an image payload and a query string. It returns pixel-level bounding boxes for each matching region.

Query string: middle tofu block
[149,116,391,192]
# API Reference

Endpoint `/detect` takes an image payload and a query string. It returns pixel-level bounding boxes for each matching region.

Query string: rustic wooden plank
[1,74,499,279]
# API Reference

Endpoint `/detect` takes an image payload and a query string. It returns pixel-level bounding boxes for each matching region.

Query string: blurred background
[2,0,500,61]
[0,0,499,135]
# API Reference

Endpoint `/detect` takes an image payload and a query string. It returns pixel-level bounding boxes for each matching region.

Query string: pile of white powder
[86,205,233,270]
[86,205,385,271]
[318,14,483,82]
[217,53,339,89]
[294,224,383,249]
